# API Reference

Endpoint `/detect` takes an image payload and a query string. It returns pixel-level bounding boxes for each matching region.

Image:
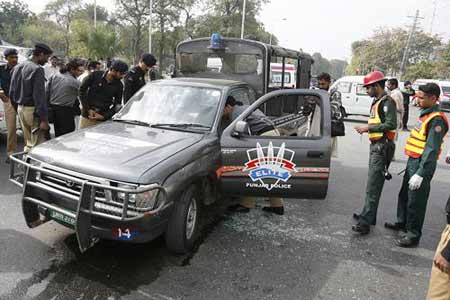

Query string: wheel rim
[185,197,197,240]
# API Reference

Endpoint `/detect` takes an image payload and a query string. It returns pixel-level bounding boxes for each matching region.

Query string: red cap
[363,71,386,87]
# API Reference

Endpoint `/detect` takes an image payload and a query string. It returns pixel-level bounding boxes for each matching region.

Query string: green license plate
[49,210,76,228]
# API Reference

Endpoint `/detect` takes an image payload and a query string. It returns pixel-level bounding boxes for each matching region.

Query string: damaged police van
[10,35,331,254]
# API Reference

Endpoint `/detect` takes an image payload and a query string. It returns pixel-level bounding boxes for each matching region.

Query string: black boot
[353,213,360,221]
[352,223,370,235]
[262,206,284,215]
[395,236,419,248]
[384,222,406,232]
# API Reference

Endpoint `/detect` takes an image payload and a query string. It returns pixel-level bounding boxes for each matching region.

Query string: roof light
[209,33,224,50]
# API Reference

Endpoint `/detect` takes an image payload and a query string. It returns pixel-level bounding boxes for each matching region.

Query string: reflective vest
[368,97,396,141]
[405,112,449,159]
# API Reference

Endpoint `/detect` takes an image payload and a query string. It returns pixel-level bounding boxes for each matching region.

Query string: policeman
[123,53,157,104]
[9,43,53,152]
[79,60,128,129]
[353,71,397,234]
[0,48,19,162]
[426,151,450,299]
[385,83,448,247]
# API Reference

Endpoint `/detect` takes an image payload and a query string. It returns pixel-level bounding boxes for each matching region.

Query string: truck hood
[29,121,204,183]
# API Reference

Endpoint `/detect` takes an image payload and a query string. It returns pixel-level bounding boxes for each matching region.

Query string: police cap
[141,53,157,67]
[34,43,53,55]
[3,48,18,58]
[110,60,129,73]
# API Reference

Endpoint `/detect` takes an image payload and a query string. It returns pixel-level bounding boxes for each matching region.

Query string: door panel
[219,89,331,199]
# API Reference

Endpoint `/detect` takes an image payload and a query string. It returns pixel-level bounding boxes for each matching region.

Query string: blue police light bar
[209,33,225,50]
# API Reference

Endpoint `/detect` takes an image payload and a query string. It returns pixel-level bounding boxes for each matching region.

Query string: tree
[21,18,66,53]
[348,27,441,76]
[73,3,110,24]
[0,0,34,44]
[403,61,437,81]
[44,0,82,55]
[71,19,120,59]
[115,0,150,63]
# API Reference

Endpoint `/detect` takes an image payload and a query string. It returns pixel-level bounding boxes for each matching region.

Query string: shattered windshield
[115,84,222,130]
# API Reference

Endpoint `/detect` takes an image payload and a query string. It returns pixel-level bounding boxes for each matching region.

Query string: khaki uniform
[427,225,450,300]
[18,106,47,152]
[4,100,17,156]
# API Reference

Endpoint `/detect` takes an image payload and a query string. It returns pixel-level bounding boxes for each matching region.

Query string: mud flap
[75,184,96,253]
[22,167,42,228]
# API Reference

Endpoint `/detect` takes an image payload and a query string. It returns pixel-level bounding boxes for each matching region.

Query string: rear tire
[165,185,201,254]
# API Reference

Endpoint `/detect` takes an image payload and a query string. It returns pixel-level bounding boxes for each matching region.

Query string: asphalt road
[1,106,450,300]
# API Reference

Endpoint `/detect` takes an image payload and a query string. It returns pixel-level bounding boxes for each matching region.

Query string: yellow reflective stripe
[369,132,383,138]
[405,144,424,154]
[410,130,425,140]
[408,138,426,148]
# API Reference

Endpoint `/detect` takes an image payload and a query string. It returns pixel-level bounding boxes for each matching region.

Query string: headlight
[117,184,158,210]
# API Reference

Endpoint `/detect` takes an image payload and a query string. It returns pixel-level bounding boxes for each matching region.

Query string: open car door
[219,89,331,199]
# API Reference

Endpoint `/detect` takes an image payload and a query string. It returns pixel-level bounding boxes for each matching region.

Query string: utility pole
[430,0,438,34]
[240,0,247,39]
[399,10,423,80]
[94,0,97,29]
[149,0,153,52]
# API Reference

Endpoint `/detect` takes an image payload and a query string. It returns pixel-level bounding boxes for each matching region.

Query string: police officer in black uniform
[123,53,157,104]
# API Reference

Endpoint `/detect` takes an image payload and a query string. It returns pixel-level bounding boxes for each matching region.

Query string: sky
[19,0,450,61]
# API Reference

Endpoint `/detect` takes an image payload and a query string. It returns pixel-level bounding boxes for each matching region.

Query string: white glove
[409,174,423,191]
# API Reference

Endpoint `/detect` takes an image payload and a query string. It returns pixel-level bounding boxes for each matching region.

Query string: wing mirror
[232,120,249,137]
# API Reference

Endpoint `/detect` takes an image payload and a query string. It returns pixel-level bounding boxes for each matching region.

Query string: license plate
[49,210,76,228]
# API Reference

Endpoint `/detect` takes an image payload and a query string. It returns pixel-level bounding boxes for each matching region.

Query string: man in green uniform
[352,71,397,234]
[385,83,449,247]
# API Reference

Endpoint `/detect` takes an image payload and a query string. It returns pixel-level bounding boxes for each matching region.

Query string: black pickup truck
[10,77,331,253]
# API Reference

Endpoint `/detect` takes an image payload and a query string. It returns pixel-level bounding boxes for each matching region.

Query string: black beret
[110,60,129,73]
[3,48,18,57]
[141,53,157,67]
[34,43,53,55]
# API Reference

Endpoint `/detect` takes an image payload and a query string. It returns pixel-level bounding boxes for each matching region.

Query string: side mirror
[232,120,249,137]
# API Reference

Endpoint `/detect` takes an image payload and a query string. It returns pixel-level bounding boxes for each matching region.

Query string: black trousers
[403,103,409,129]
[52,105,76,137]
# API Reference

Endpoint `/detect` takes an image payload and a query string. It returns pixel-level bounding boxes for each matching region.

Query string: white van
[269,63,296,88]
[330,76,373,117]
[0,100,6,134]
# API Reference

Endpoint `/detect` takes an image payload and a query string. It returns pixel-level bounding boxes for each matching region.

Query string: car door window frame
[222,89,330,141]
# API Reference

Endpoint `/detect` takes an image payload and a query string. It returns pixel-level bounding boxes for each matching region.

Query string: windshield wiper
[151,123,211,129]
[113,119,151,127]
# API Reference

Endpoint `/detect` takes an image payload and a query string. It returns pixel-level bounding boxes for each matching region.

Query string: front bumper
[10,152,170,252]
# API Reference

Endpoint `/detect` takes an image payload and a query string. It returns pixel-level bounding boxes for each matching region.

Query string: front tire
[165,185,201,254]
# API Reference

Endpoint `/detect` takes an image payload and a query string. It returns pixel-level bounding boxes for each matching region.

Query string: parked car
[412,79,450,110]
[330,76,372,117]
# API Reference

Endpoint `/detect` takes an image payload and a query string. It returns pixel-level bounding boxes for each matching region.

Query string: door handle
[307,151,324,158]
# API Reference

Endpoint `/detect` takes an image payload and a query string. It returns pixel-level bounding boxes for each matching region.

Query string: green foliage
[0,0,34,44]
[21,18,66,54]
[403,61,437,81]
[348,27,441,76]
[70,20,120,59]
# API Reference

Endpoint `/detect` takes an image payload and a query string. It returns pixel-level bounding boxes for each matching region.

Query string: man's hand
[88,109,96,118]
[408,174,423,190]
[354,125,369,134]
[434,253,450,274]
[39,120,50,131]
[446,156,450,164]
[90,113,105,121]
[0,91,7,103]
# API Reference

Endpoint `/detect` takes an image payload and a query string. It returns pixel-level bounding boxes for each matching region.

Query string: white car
[412,79,450,110]
[330,76,373,117]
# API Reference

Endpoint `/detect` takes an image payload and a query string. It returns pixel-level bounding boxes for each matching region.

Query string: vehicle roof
[152,77,247,89]
[335,76,365,83]
[439,81,450,86]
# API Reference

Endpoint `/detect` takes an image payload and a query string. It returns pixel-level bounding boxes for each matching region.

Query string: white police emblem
[243,142,296,191]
